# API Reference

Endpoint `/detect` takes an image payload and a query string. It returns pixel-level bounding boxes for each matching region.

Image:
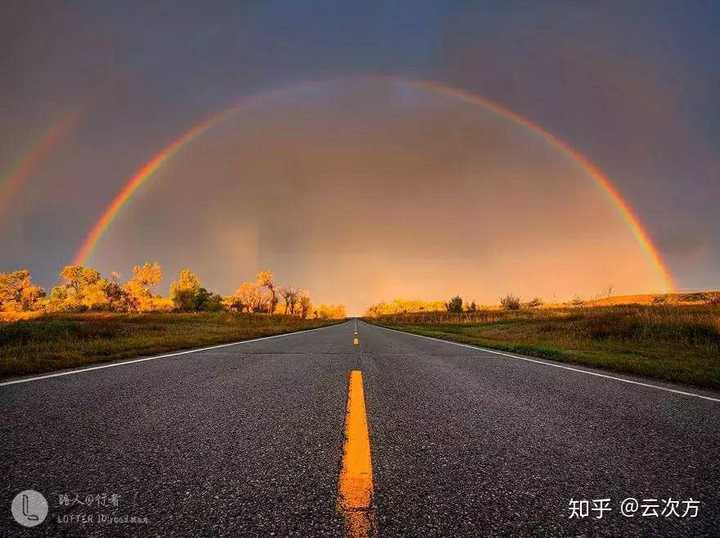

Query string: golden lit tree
[298,291,312,319]
[231,282,264,313]
[234,282,256,312]
[125,262,163,312]
[0,269,45,312]
[60,265,101,295]
[280,287,300,316]
[54,265,112,310]
[256,270,277,314]
[316,304,346,319]
[169,268,201,311]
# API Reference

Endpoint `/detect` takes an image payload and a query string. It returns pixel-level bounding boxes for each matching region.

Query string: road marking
[0,323,345,388]
[374,324,720,404]
[338,370,375,537]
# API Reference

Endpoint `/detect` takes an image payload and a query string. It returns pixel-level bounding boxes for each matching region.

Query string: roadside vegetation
[0,313,340,379]
[0,264,345,319]
[0,264,346,379]
[365,293,720,389]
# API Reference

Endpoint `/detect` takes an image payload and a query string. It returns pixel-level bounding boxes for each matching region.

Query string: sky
[1,1,718,314]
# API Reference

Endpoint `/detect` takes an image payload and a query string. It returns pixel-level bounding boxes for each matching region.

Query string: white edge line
[0,322,347,387]
[371,323,720,404]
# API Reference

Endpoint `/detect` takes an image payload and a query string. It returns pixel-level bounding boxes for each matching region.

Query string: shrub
[527,297,543,308]
[446,296,463,313]
[500,294,521,310]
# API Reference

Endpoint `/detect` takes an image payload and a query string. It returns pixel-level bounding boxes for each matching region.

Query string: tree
[102,275,134,312]
[281,287,300,316]
[316,304,346,319]
[256,270,277,314]
[194,287,224,311]
[446,296,463,313]
[298,291,312,319]
[0,269,45,311]
[169,269,201,311]
[500,294,521,310]
[467,301,477,312]
[232,282,268,313]
[60,265,101,295]
[125,262,162,312]
[57,265,110,310]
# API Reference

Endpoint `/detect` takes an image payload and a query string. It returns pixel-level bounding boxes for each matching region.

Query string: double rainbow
[72,77,674,291]
[0,111,79,214]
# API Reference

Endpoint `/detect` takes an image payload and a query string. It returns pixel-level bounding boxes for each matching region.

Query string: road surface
[2,320,719,536]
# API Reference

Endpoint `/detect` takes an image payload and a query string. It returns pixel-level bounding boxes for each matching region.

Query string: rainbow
[0,112,78,214]
[73,76,675,291]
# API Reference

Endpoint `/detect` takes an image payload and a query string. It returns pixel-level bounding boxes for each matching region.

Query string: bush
[446,296,463,313]
[527,297,543,308]
[500,294,521,310]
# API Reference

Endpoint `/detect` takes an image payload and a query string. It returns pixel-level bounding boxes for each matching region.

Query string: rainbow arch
[0,111,78,214]
[73,76,675,291]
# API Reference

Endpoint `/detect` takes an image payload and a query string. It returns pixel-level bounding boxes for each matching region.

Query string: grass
[366,304,720,390]
[0,312,342,380]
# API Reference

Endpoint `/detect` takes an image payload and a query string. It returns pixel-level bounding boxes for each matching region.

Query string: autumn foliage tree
[125,262,163,312]
[280,287,300,316]
[314,304,346,319]
[298,291,312,319]
[169,269,223,312]
[0,264,343,318]
[0,270,45,311]
[256,270,278,314]
[50,265,112,311]
[228,282,257,312]
[169,269,201,311]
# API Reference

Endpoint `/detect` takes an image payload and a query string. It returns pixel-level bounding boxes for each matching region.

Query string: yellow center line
[338,370,375,537]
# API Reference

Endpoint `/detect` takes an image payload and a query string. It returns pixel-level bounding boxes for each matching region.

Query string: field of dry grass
[0,312,341,380]
[366,304,720,389]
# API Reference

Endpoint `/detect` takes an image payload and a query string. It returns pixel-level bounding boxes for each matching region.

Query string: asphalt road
[2,320,719,536]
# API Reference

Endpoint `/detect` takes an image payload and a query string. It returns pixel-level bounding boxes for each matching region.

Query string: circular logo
[11,490,48,527]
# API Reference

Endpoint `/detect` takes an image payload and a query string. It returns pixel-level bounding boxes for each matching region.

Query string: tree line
[365,294,546,316]
[0,265,346,319]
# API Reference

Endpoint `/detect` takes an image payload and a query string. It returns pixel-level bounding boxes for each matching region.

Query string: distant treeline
[0,265,346,319]
[366,292,720,317]
[365,295,541,316]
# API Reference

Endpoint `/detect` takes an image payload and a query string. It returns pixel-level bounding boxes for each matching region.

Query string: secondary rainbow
[0,112,78,213]
[73,76,675,291]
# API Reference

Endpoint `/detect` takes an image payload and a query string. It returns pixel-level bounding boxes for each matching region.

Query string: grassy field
[366,304,720,389]
[0,312,342,380]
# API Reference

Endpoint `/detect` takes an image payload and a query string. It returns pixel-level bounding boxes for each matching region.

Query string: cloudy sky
[1,1,718,313]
